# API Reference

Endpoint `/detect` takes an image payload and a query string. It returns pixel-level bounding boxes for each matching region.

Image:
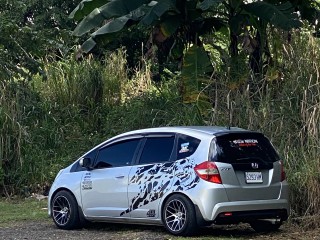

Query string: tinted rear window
[212,133,279,163]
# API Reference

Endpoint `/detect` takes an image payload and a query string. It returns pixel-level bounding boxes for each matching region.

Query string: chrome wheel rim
[164,199,187,232]
[52,196,71,226]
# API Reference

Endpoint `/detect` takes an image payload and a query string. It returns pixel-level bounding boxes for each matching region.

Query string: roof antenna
[227,91,232,130]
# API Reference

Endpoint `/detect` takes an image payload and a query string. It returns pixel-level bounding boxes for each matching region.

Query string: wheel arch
[160,191,208,227]
[49,187,87,226]
[50,188,84,217]
[50,188,77,205]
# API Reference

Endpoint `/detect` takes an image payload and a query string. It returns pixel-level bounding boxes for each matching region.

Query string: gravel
[0,219,319,240]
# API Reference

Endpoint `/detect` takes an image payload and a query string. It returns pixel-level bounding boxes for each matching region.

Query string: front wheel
[51,190,81,230]
[162,194,198,236]
[250,220,282,233]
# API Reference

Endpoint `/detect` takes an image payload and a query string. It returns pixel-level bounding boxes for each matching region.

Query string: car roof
[112,126,251,140]
[78,126,257,161]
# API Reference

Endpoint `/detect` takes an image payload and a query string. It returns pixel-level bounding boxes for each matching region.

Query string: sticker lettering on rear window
[233,139,258,147]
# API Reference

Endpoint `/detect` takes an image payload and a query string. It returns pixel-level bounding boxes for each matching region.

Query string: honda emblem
[251,163,259,169]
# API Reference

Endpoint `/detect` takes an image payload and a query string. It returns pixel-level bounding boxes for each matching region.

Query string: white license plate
[245,172,263,183]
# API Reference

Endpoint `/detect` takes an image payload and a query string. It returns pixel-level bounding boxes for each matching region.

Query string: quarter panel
[126,158,201,219]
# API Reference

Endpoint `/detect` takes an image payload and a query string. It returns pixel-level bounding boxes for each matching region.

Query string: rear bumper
[210,199,289,224]
[214,208,288,224]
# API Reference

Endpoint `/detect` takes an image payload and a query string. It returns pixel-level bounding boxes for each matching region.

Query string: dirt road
[0,219,319,240]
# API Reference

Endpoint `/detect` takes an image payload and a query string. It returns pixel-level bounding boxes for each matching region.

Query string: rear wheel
[162,194,198,236]
[250,220,282,232]
[51,190,81,230]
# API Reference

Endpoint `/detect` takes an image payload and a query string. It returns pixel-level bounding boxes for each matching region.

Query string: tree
[0,0,78,80]
[69,0,320,106]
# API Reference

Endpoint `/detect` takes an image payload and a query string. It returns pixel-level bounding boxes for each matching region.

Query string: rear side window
[95,139,140,168]
[176,134,201,159]
[139,136,174,164]
[212,133,280,163]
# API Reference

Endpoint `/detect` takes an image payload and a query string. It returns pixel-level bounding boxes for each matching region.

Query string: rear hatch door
[212,132,282,201]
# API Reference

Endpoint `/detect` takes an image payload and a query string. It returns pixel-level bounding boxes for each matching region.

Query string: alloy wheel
[52,195,71,226]
[164,199,187,232]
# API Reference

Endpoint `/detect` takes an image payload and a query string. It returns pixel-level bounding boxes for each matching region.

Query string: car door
[81,137,142,218]
[126,134,176,219]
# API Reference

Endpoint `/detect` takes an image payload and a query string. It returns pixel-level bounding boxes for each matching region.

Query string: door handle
[115,175,125,179]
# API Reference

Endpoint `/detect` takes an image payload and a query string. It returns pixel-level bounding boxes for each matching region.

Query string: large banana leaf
[81,9,146,53]
[243,1,302,30]
[159,16,182,37]
[181,45,213,114]
[73,0,151,36]
[141,0,178,25]
[69,0,109,21]
[76,0,180,52]
[198,0,224,11]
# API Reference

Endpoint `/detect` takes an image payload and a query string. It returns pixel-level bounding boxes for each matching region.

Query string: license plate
[245,172,263,183]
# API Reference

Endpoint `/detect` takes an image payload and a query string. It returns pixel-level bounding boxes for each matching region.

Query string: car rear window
[211,132,280,163]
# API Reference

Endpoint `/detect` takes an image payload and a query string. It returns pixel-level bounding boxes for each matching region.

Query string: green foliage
[0,0,77,79]
[72,0,151,52]
[70,0,304,53]
[69,0,108,21]
[181,45,213,114]
[243,1,302,30]
[198,0,224,10]
[68,0,310,99]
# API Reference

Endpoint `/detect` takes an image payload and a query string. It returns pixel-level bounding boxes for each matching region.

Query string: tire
[250,220,282,233]
[51,190,81,230]
[162,194,198,236]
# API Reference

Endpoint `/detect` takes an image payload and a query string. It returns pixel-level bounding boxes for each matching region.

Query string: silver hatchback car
[48,126,289,236]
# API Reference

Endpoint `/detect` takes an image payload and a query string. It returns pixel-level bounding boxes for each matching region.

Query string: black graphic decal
[120,158,200,216]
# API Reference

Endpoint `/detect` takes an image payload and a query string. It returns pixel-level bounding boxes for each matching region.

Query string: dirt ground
[0,219,320,240]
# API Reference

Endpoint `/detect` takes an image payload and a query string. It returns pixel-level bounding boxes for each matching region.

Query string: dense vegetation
[0,0,319,220]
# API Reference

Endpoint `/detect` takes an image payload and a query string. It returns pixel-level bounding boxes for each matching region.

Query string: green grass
[0,198,48,226]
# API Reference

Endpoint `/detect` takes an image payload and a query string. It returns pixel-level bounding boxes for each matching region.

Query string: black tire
[51,190,81,230]
[250,220,282,233]
[162,194,198,236]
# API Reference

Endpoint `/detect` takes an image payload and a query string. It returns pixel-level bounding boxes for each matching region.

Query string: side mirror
[79,157,92,170]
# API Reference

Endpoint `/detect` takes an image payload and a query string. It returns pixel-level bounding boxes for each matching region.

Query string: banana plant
[70,0,224,53]
[70,0,307,107]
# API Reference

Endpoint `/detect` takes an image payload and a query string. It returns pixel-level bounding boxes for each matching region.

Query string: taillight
[194,161,222,184]
[280,161,286,181]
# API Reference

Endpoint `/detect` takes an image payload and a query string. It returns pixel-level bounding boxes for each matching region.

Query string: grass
[0,198,48,226]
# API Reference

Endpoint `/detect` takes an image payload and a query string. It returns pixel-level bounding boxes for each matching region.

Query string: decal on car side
[146,209,156,217]
[120,158,199,216]
[82,172,93,190]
